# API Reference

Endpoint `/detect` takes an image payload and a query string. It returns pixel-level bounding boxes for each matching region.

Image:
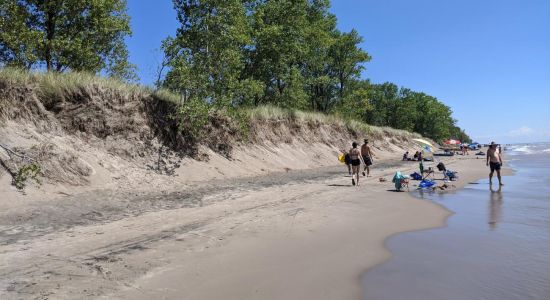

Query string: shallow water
[362,143,550,300]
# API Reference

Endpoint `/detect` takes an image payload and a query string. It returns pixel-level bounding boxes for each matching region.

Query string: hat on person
[490,141,497,146]
[364,139,369,143]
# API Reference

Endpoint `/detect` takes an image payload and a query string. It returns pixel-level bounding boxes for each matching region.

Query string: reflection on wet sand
[488,185,503,230]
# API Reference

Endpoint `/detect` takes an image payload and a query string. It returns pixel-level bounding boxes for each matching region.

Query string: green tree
[450,125,472,143]
[329,29,370,99]
[364,82,398,126]
[412,93,454,142]
[301,0,337,111]
[164,0,256,107]
[391,88,417,132]
[248,0,310,108]
[333,78,371,120]
[0,0,136,80]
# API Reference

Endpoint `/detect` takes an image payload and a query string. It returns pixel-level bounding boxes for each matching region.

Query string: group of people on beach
[342,139,504,187]
[402,151,423,161]
[342,139,375,186]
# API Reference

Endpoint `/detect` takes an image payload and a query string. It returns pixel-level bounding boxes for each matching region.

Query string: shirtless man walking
[361,139,374,177]
[487,142,504,186]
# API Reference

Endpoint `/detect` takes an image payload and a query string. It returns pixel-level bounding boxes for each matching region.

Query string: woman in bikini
[349,142,362,186]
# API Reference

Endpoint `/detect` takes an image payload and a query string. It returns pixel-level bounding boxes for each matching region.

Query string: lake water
[362,143,550,300]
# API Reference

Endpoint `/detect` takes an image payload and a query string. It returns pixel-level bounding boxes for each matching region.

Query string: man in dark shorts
[361,139,374,177]
[486,141,503,185]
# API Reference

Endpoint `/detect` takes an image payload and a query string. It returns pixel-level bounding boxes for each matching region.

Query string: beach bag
[338,154,345,163]
[410,172,422,180]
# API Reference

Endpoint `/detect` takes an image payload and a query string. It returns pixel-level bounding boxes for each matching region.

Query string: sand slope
[0,155,491,299]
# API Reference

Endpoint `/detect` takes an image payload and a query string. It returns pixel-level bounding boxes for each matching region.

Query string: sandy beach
[0,153,493,299]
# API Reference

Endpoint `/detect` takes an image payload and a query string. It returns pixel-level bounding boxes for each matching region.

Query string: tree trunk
[339,73,345,98]
[44,4,57,71]
[277,78,284,95]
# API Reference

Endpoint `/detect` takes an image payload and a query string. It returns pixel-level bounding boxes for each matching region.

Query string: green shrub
[14,163,41,190]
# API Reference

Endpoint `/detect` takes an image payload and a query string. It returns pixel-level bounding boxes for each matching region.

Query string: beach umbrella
[412,138,435,149]
[413,138,434,156]
[444,139,461,145]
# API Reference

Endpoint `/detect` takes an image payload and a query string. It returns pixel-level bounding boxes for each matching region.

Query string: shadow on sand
[327,184,352,187]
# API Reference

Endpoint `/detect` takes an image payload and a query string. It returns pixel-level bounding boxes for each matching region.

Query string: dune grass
[0,67,182,104]
[244,105,422,140]
[0,68,423,142]
[246,105,341,124]
[0,67,141,92]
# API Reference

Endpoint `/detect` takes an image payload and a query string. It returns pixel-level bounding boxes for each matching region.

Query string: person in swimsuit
[361,139,374,177]
[349,142,362,186]
[344,150,352,175]
[487,141,504,186]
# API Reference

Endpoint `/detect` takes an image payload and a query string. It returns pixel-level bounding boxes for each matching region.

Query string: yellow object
[413,138,435,148]
[338,154,345,163]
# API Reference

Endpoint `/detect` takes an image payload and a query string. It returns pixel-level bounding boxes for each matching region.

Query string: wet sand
[1,155,486,299]
[363,147,550,300]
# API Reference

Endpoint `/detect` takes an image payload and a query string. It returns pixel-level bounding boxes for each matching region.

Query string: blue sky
[126,0,550,144]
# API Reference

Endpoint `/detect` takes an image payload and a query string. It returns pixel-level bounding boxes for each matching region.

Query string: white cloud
[508,126,534,137]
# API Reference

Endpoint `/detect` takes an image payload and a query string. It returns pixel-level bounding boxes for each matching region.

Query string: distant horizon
[126,0,550,144]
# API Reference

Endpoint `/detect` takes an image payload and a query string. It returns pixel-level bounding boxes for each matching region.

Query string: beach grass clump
[0,67,33,85]
[0,67,145,97]
[150,88,181,104]
[38,71,143,98]
[246,105,343,127]
[245,105,294,121]
[0,68,425,147]
[0,67,186,106]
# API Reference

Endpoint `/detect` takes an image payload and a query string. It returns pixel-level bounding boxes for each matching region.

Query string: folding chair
[420,161,435,180]
[445,170,458,181]
[401,178,410,191]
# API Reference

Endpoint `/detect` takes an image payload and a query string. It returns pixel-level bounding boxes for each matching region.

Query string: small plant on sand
[14,163,41,190]
[174,99,211,140]
[0,144,42,191]
[227,107,251,141]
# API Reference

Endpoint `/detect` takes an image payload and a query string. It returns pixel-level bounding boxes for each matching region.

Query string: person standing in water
[361,139,374,177]
[349,142,362,186]
[487,142,504,186]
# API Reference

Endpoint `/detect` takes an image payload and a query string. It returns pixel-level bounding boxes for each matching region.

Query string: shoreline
[360,154,509,292]
[360,151,542,300]
[1,154,493,299]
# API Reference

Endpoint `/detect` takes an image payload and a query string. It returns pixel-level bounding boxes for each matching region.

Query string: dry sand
[0,154,493,299]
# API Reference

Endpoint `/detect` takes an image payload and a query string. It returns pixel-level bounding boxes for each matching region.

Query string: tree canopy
[0,0,471,142]
[0,0,136,80]
[163,0,370,110]
[162,0,470,143]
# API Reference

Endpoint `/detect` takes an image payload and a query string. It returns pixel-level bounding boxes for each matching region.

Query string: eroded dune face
[0,74,426,196]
